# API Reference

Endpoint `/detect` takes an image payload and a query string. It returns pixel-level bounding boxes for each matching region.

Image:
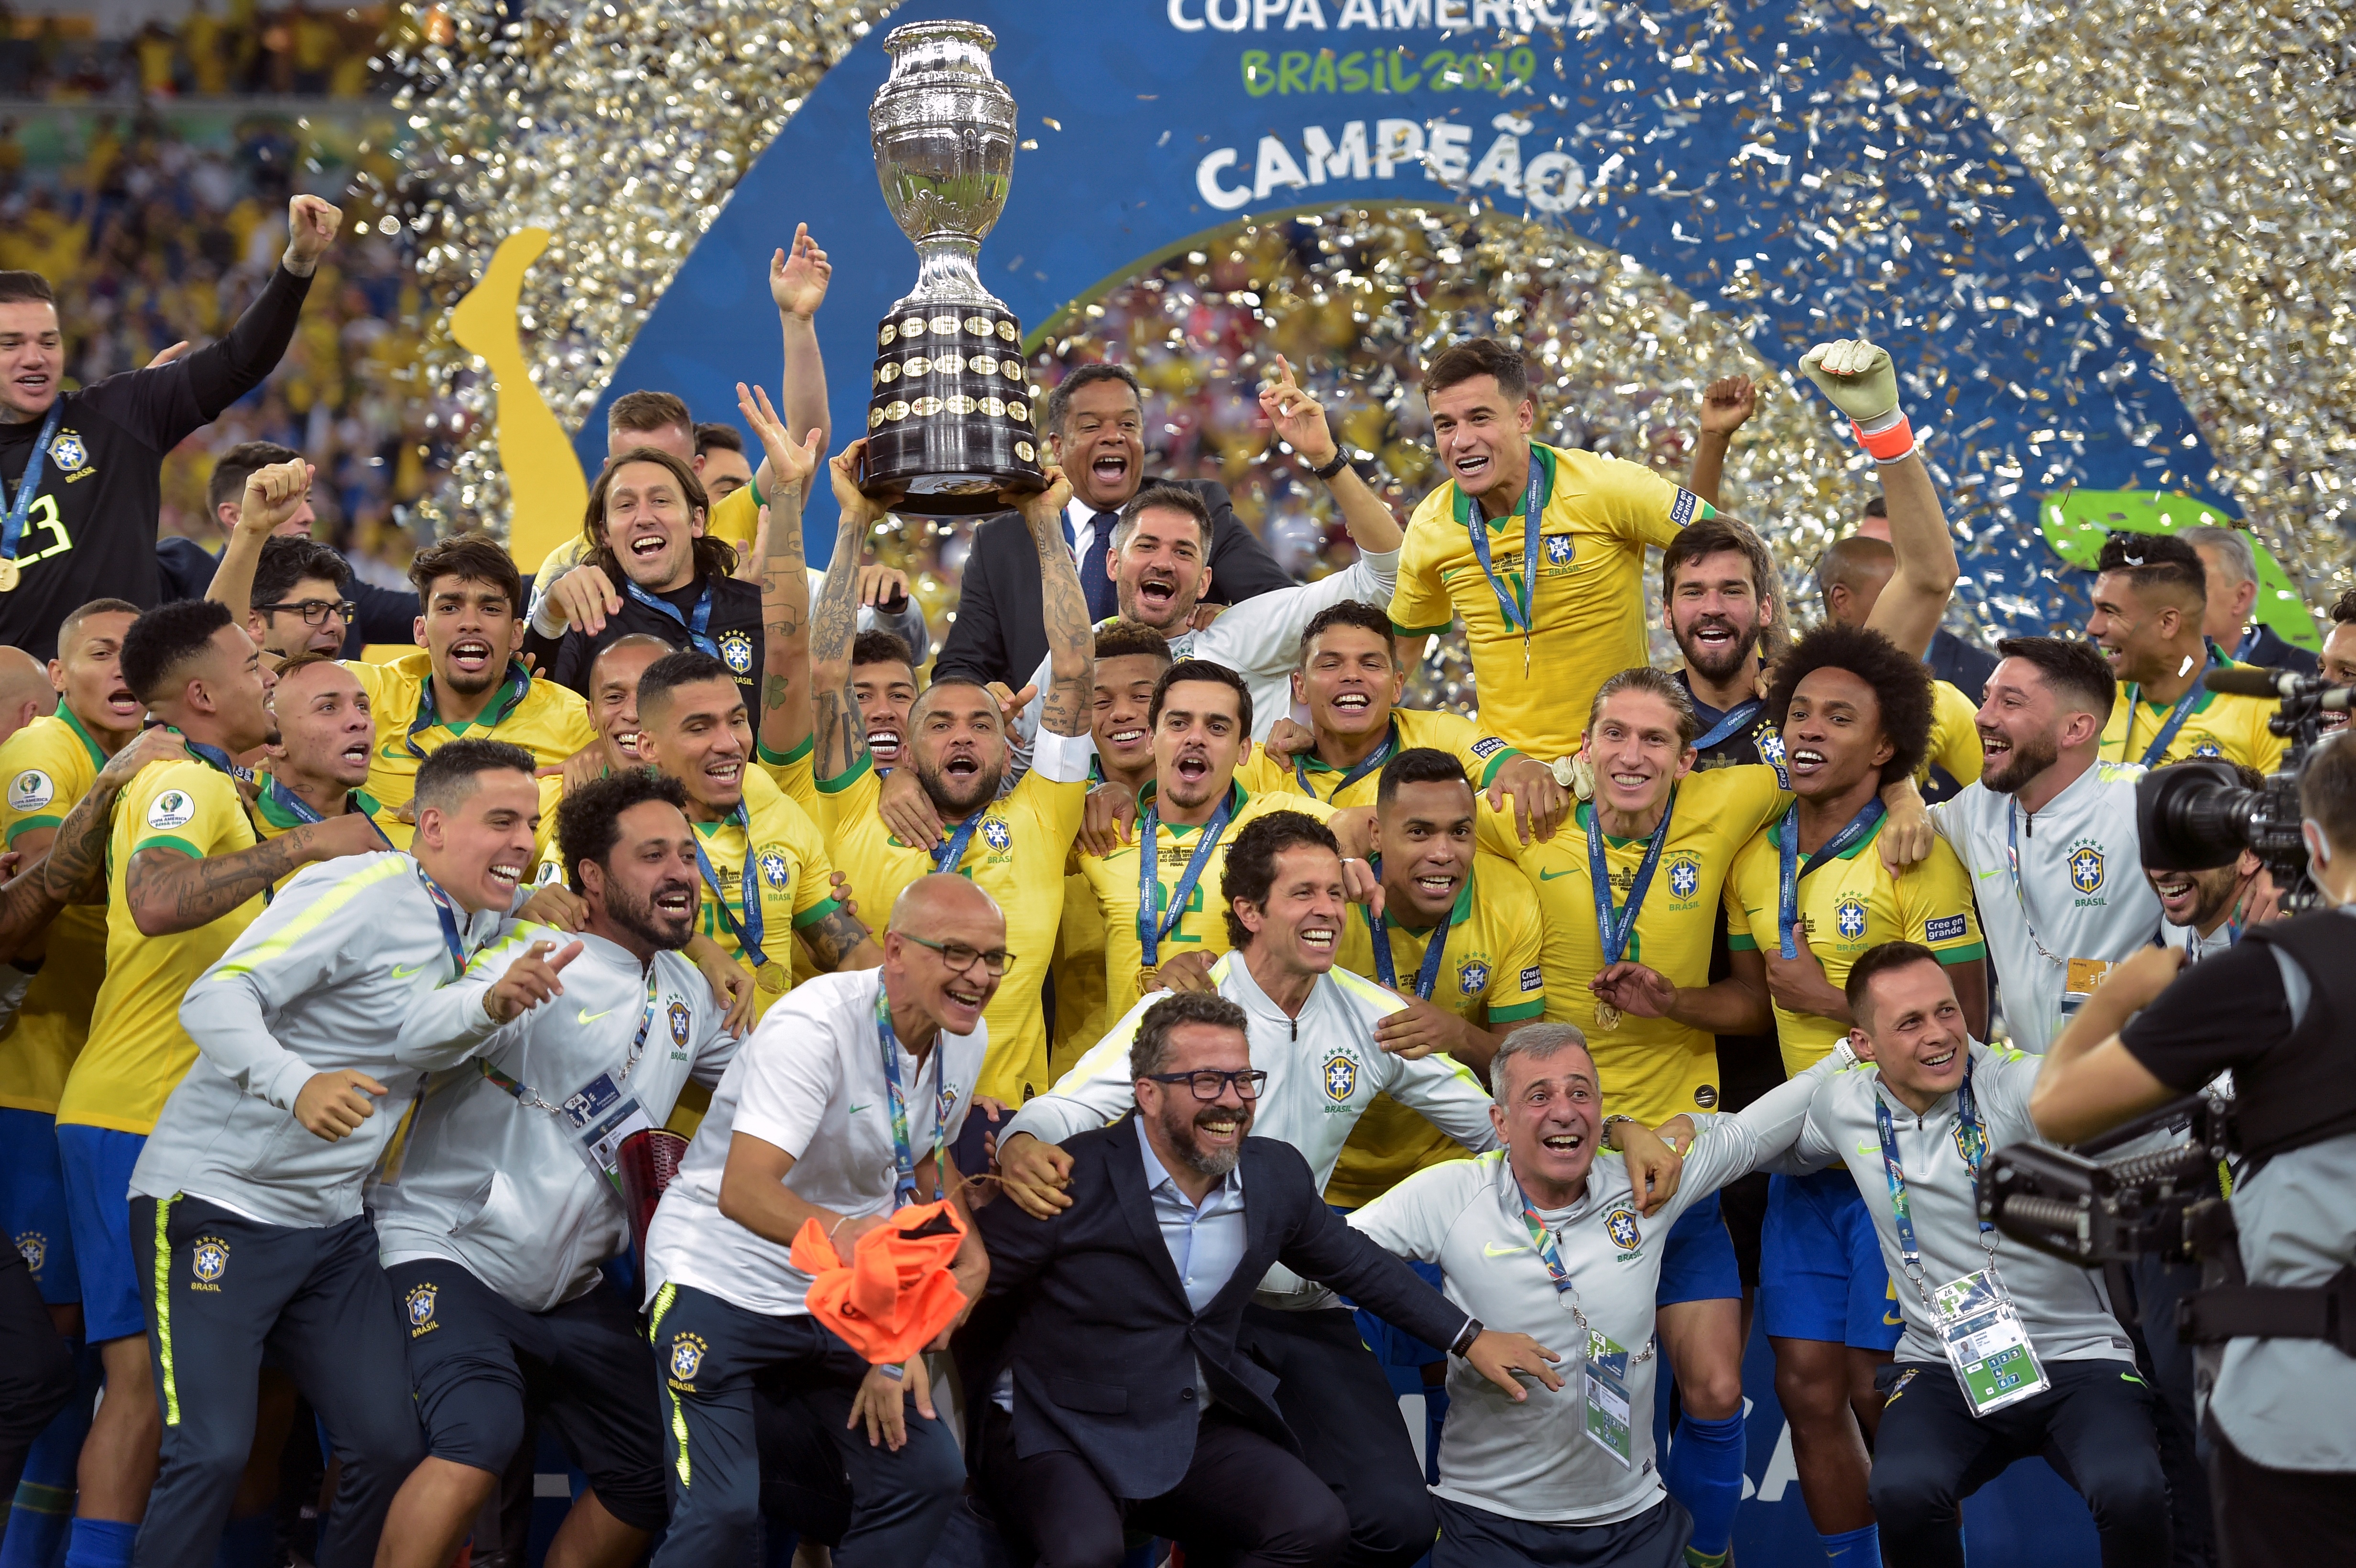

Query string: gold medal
[1136,966,1161,994]
[757,961,787,994]
[1592,1001,1622,1034]
[0,557,18,593]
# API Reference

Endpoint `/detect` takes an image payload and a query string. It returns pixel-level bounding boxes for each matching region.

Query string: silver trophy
[860,20,1044,513]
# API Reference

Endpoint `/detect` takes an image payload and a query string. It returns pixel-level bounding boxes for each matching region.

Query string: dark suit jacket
[963,1120,1467,1502]
[1928,627,1999,702]
[934,478,1295,688]
[154,536,419,658]
[2236,622,2321,677]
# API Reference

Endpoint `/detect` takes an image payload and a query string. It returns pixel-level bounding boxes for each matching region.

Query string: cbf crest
[1321,1050,1358,1103]
[2069,842,2106,895]
[1458,960,1490,996]
[667,999,692,1051]
[1666,854,1701,903]
[1835,898,1868,941]
[718,631,755,676]
[190,1235,230,1289]
[48,430,88,472]
[756,849,792,892]
[1542,534,1574,566]
[405,1283,438,1335]
[1606,1209,1642,1252]
[668,1332,708,1386]
[982,818,1012,854]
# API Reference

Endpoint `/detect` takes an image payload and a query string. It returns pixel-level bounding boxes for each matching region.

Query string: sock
[1821,1524,1880,1566]
[3,1339,94,1568]
[60,1518,135,1568]
[210,1513,274,1568]
[1663,1409,1745,1561]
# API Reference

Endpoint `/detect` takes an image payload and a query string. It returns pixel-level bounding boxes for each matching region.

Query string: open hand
[771,223,832,319]
[1259,354,1339,468]
[1486,754,1569,844]
[737,382,824,502]
[849,1357,932,1449]
[1464,1330,1564,1402]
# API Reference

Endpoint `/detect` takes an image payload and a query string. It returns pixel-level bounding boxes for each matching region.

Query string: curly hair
[1219,809,1341,947]
[1764,623,1934,787]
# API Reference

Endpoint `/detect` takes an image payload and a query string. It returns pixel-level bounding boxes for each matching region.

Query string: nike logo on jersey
[1976,868,2002,880]
[1537,868,1578,882]
[390,961,428,980]
[1483,1241,1529,1257]
[848,1103,870,1114]
[578,1007,615,1024]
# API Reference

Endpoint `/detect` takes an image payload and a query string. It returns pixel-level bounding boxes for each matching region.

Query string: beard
[914,752,999,817]
[1158,1097,1251,1179]
[1675,614,1758,685]
[1982,727,2060,795]
[606,877,696,952]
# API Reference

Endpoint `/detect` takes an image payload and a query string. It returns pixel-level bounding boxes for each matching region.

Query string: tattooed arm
[0,854,65,964]
[1020,467,1095,740]
[812,440,896,784]
[796,903,883,973]
[125,811,383,936]
[41,726,195,906]
[741,382,826,764]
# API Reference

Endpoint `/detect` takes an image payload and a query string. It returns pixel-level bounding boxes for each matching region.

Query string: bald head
[889,871,1004,935]
[0,646,56,748]
[884,872,1009,1039]
[1819,536,1896,629]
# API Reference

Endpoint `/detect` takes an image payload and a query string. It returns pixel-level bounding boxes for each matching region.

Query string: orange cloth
[789,1201,969,1365]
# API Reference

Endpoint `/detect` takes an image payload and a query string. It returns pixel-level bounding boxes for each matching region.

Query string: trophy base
[861,305,1043,516]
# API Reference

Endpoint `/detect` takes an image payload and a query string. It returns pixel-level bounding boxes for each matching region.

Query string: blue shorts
[0,1107,79,1305]
[1655,1190,1741,1307]
[1761,1168,1903,1351]
[55,1124,148,1343]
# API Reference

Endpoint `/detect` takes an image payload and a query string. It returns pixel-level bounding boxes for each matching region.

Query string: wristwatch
[1309,449,1352,482]
[1449,1317,1484,1357]
[1601,1114,1637,1150]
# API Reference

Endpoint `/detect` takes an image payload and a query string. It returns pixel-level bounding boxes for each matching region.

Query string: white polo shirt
[642,969,982,1316]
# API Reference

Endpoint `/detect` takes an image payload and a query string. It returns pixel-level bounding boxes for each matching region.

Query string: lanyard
[1874,1063,1994,1297]
[1586,796,1675,967]
[478,969,660,1112]
[413,864,475,982]
[1693,696,1764,754]
[1775,799,1886,958]
[1294,720,1397,802]
[1136,785,1237,968]
[1,403,63,564]
[691,807,767,966]
[2002,800,2070,969]
[1463,446,1550,672]
[1508,1178,1658,1363]
[622,578,719,660]
[406,662,533,761]
[1361,854,1451,998]
[931,813,982,875]
[874,984,949,1208]
[261,773,393,846]
[182,737,251,786]
[2114,642,2225,767]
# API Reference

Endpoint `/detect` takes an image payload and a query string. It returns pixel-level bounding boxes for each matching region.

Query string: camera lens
[2135,761,2260,872]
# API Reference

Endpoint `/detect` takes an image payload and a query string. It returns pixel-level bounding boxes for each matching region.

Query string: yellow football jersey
[1723,813,1985,1076]
[755,733,819,817]
[1233,707,1524,810]
[56,759,265,1135]
[1077,784,1337,1034]
[687,766,840,1019]
[1390,442,1698,762]
[1923,680,1984,793]
[2099,661,2287,773]
[349,653,598,837]
[815,754,1085,1104]
[1495,765,1788,1126]
[1325,854,1547,1209]
[1049,869,1109,1079]
[0,710,111,1114]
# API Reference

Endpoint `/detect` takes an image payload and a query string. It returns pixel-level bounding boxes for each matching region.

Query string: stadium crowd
[0,169,2352,1568]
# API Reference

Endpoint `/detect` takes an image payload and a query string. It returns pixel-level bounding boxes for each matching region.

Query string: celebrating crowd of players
[0,202,2346,1568]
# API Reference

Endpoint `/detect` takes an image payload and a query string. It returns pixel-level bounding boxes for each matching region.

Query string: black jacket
[1927,627,1999,702]
[962,1120,1468,1501]
[520,570,764,705]
[935,478,1295,688]
[2234,622,2321,678]
[154,535,417,658]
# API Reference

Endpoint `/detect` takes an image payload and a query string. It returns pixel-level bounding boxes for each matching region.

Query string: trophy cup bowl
[861,20,1045,515]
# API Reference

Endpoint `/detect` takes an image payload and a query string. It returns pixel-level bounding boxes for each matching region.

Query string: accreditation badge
[2060,957,2113,1024]
[1932,1269,2049,1417]
[1580,1329,1635,1468]
[558,1070,657,1198]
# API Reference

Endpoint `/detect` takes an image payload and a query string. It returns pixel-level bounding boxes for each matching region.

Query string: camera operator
[2148,762,2280,961]
[2031,730,2356,1565]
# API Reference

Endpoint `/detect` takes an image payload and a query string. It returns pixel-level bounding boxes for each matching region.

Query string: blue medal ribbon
[874,984,950,1209]
[1360,854,1452,998]
[622,578,720,660]
[0,403,63,567]
[1774,799,1887,959]
[412,864,475,983]
[1693,696,1765,754]
[1874,1061,1992,1282]
[691,806,767,966]
[260,773,394,849]
[2116,641,2228,768]
[930,813,982,875]
[1294,720,1397,802]
[1586,796,1675,968]
[405,661,534,761]
[1463,446,1552,637]
[1136,784,1238,969]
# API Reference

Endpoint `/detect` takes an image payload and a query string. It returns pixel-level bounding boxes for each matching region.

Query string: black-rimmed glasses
[1142,1068,1268,1101]
[901,933,1015,978]
[256,599,356,627]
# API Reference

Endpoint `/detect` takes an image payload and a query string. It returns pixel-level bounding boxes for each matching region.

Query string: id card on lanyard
[480,974,660,1198]
[1514,1181,1652,1467]
[1875,1068,2050,1417]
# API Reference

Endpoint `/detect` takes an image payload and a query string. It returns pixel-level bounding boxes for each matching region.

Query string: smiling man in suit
[964,991,1560,1568]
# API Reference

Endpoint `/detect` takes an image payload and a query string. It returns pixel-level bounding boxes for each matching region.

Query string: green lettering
[1278,51,1310,95]
[1506,46,1537,89]
[1389,46,1421,92]
[1425,49,1458,92]
[1243,50,1274,97]
[1309,48,1338,94]
[1339,49,1369,92]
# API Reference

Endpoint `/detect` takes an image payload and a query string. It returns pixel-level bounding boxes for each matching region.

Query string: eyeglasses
[900,933,1015,978]
[1142,1068,1268,1101]
[256,599,356,627]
